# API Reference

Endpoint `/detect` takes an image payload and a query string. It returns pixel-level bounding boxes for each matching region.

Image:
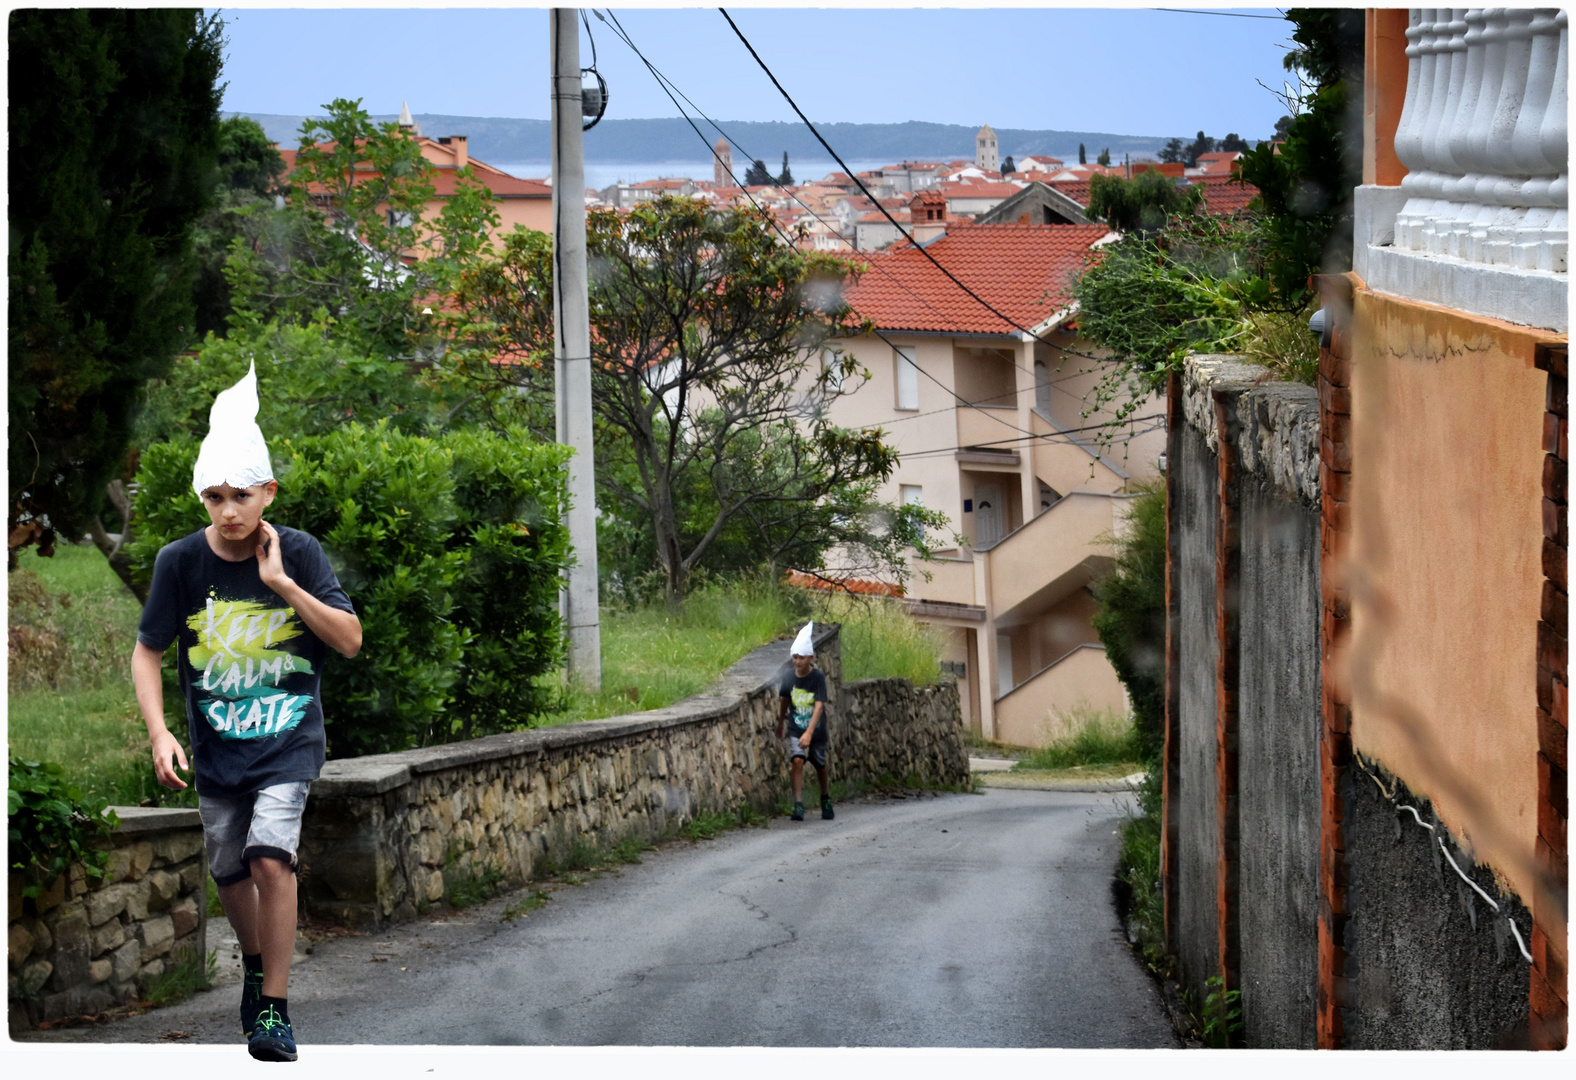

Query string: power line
[596,10,1046,448]
[599,9,1158,465]
[896,415,1167,461]
[1154,8,1288,21]
[720,7,1106,352]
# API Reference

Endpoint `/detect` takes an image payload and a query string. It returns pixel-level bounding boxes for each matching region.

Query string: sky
[214,5,1299,139]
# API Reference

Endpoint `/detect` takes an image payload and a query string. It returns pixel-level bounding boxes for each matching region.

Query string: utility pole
[551,8,601,690]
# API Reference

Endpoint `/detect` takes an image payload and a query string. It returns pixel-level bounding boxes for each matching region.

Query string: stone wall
[8,808,207,1030]
[299,624,968,928]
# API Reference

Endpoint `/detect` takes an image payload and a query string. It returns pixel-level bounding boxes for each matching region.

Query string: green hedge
[128,421,571,756]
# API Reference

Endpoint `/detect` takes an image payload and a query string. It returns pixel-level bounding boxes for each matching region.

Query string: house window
[822,348,844,393]
[900,484,924,507]
[387,209,414,229]
[895,346,919,410]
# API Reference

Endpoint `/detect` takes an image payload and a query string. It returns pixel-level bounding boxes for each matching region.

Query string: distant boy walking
[132,364,361,1062]
[777,622,833,822]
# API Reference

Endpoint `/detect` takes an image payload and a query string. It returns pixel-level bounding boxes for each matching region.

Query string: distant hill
[238,112,1209,165]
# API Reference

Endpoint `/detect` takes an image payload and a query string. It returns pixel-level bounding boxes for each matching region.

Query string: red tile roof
[842,223,1110,335]
[939,180,1025,200]
[784,570,903,597]
[1047,176,1258,216]
[279,145,549,199]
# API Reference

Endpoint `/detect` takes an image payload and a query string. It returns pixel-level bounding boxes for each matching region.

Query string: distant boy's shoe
[791,802,805,821]
[821,797,834,820]
[248,1005,297,1062]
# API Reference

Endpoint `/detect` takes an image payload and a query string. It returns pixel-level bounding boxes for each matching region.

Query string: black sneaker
[241,965,265,1037]
[791,801,805,821]
[821,798,834,820]
[248,1005,298,1062]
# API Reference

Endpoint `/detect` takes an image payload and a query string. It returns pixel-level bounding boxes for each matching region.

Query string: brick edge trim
[1316,274,1355,1049]
[1531,341,1568,1051]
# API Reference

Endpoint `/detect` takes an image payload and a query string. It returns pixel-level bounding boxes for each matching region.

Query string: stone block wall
[8,807,207,1030]
[299,624,969,928]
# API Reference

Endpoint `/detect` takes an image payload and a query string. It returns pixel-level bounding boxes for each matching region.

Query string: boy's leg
[790,756,805,802]
[813,764,830,801]
[201,793,266,1036]
[251,856,297,998]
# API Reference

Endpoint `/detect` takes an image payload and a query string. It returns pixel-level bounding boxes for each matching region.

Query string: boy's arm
[798,701,825,746]
[255,521,362,658]
[132,642,189,791]
[776,694,788,737]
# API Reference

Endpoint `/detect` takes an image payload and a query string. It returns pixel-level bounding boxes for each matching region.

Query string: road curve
[21,788,1177,1048]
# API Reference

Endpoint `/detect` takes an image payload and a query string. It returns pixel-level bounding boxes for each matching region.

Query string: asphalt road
[21,787,1177,1048]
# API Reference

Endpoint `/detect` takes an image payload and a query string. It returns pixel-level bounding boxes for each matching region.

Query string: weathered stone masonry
[8,808,207,1030]
[297,624,968,928]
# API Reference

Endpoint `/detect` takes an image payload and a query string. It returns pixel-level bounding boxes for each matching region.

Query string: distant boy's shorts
[785,736,828,769]
[199,781,311,886]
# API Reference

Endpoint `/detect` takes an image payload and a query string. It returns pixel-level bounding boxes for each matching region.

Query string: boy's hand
[255,521,292,592]
[150,730,190,790]
[798,731,811,749]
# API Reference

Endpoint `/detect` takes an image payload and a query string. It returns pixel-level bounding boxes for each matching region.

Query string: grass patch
[1115,770,1168,978]
[8,545,195,809]
[546,576,806,725]
[1015,707,1141,770]
[680,804,768,840]
[446,865,504,909]
[143,947,217,1008]
[812,593,945,685]
[502,889,551,921]
[206,879,223,919]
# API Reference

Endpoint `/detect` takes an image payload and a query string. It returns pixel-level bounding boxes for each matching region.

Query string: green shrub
[144,946,217,1007]
[1091,482,1167,768]
[127,421,570,756]
[814,593,944,685]
[7,756,120,898]
[1015,707,1141,769]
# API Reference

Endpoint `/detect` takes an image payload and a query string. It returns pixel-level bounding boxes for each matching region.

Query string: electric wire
[596,9,1147,461]
[720,7,1107,352]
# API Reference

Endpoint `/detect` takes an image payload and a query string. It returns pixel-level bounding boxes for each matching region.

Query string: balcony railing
[1392,8,1567,273]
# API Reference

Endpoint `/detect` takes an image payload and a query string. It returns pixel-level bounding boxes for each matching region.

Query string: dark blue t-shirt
[137,526,355,798]
[779,667,829,746]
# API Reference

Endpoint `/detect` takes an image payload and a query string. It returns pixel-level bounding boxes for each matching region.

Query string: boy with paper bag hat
[777,621,833,821]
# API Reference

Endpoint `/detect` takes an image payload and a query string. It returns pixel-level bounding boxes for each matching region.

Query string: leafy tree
[1273,115,1295,140]
[1237,7,1364,303]
[447,197,943,604]
[1219,133,1250,154]
[191,116,285,338]
[1157,138,1186,164]
[1087,169,1205,235]
[1184,130,1216,168]
[1092,481,1166,767]
[777,152,794,187]
[225,98,501,360]
[744,158,773,186]
[1079,143,1087,165]
[8,8,225,566]
[1096,147,1111,167]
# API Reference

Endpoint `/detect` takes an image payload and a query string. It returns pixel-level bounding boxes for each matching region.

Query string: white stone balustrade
[1392,8,1567,273]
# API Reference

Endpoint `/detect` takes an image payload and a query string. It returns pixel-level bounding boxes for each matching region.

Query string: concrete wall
[297,625,969,928]
[1167,355,1324,1043]
[1173,419,1219,1001]
[1345,762,1533,1048]
[9,808,207,1030]
[1236,473,1321,1048]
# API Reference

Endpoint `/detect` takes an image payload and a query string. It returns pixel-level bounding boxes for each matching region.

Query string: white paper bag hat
[791,621,815,657]
[191,361,275,497]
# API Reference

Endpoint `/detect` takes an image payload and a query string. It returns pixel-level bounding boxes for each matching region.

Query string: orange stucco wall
[1348,284,1562,905]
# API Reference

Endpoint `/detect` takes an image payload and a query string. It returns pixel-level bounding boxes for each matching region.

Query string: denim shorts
[785,735,828,769]
[198,781,311,886]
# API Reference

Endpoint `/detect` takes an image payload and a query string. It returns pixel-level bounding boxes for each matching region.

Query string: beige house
[816,222,1165,746]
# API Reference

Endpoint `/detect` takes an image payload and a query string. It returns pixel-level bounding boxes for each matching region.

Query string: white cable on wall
[1355,754,1534,965]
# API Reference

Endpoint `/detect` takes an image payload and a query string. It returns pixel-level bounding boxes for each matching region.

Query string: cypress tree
[8,9,224,560]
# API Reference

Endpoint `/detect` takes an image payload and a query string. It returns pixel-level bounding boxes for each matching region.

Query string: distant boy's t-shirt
[137,526,356,798]
[779,667,829,746]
